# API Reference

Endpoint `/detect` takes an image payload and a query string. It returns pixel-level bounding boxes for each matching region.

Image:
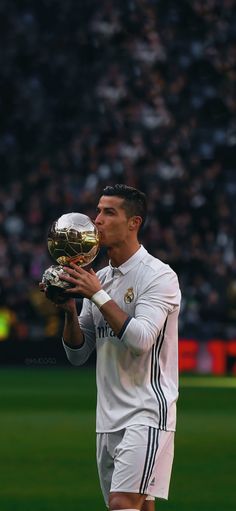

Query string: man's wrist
[64,309,77,320]
[91,290,111,309]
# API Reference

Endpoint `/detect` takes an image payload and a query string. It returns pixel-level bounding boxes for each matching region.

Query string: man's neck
[108,242,141,268]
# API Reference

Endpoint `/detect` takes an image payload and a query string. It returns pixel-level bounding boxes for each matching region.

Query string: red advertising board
[179,339,236,375]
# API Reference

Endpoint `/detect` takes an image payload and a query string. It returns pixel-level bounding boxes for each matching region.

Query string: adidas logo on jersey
[150,477,155,486]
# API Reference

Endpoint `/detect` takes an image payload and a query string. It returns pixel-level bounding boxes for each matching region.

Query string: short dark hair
[102,184,147,229]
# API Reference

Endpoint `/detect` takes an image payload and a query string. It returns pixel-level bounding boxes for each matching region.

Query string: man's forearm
[99,300,129,337]
[63,309,84,348]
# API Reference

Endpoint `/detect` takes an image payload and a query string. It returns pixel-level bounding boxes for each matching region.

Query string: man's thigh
[97,425,174,506]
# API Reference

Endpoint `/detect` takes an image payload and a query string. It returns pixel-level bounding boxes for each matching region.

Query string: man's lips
[97,230,104,240]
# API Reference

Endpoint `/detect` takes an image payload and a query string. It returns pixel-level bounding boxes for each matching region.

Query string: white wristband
[91,290,111,309]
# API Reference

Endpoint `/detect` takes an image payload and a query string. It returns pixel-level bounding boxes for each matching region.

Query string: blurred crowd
[0,0,236,342]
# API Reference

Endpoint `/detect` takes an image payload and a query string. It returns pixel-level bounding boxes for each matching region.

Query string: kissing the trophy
[41,212,100,303]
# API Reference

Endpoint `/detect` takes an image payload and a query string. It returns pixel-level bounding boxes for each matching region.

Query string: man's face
[95,195,132,247]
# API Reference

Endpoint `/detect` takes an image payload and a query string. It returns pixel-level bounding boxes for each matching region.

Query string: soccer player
[46,184,181,511]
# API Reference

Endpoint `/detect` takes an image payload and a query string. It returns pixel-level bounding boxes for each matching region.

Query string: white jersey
[63,245,181,433]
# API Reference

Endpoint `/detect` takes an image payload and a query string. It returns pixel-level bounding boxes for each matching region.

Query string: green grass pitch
[0,368,235,511]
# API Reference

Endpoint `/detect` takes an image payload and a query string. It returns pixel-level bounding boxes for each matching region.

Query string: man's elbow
[64,348,91,366]
[123,334,155,356]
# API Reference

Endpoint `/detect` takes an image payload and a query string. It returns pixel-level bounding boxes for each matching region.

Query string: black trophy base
[45,285,83,304]
[45,285,69,304]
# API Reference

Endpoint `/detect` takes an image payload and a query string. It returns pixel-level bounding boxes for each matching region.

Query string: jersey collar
[109,245,147,275]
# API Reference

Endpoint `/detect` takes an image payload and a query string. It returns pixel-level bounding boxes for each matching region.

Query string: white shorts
[96,424,175,506]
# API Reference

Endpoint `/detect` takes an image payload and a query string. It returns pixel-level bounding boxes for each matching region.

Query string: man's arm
[98,300,130,337]
[61,264,129,337]
[62,301,85,348]
[60,263,180,355]
[39,281,83,347]
[39,280,96,364]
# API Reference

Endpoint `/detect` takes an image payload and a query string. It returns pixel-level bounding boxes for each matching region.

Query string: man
[44,184,181,511]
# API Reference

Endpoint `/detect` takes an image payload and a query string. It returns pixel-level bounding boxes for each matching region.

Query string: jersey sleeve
[120,270,181,355]
[62,298,96,365]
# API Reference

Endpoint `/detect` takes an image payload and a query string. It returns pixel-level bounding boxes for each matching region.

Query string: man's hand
[59,263,102,299]
[38,280,77,313]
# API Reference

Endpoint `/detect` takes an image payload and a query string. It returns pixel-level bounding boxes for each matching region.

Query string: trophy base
[45,285,84,304]
[45,285,69,304]
[42,264,84,304]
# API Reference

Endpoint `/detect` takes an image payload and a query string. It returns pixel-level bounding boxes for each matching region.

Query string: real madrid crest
[124,287,134,304]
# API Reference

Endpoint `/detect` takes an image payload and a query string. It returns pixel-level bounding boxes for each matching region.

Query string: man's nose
[95,213,102,225]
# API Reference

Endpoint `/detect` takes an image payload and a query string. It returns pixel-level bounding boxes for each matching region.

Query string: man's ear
[129,216,142,231]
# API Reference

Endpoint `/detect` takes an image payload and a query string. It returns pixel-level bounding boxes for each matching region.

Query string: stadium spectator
[0,0,235,341]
